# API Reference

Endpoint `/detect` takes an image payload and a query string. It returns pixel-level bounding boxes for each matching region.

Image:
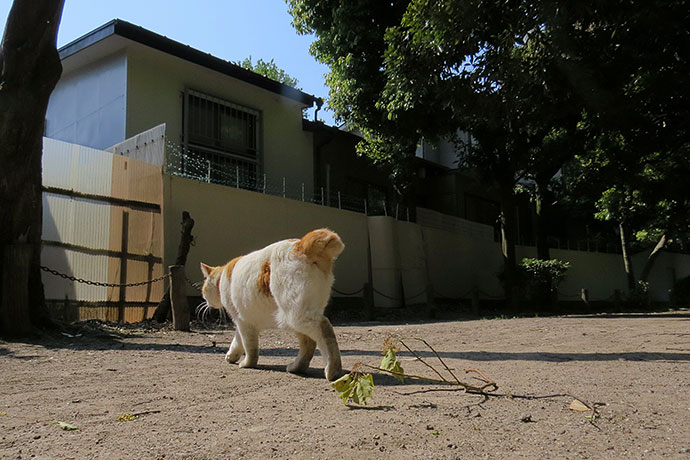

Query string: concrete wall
[45,52,127,150]
[162,174,690,307]
[367,217,429,307]
[126,45,315,196]
[632,250,690,301]
[162,175,369,297]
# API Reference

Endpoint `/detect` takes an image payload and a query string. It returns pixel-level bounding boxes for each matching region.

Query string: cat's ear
[200,262,214,278]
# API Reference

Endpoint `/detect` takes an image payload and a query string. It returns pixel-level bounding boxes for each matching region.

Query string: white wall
[126,45,315,195]
[45,52,127,150]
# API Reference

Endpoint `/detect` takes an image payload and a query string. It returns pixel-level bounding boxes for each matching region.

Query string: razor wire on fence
[164,140,411,219]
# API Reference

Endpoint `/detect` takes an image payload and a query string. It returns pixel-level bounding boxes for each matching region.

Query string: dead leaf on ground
[569,399,590,412]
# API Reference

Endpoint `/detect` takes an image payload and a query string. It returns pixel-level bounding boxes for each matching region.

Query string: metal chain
[40,265,170,288]
[186,276,203,291]
[332,287,365,296]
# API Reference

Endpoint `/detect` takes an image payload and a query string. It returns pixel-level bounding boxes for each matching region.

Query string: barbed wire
[40,265,170,288]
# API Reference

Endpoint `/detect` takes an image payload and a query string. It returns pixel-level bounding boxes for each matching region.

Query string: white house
[46,19,321,197]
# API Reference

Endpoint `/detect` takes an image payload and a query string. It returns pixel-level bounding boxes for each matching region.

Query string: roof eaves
[58,19,319,106]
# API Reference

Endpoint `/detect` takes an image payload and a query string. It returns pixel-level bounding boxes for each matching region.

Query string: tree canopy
[237,56,300,89]
[289,0,690,297]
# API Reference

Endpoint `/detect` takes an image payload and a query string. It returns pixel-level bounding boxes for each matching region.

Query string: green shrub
[518,258,571,307]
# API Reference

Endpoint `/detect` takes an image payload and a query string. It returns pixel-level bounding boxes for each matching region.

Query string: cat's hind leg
[286,332,316,375]
[293,316,342,381]
[236,322,259,368]
[225,333,244,364]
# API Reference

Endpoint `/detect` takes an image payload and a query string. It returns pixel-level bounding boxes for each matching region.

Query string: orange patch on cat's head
[200,262,223,309]
[200,257,241,309]
[292,228,344,274]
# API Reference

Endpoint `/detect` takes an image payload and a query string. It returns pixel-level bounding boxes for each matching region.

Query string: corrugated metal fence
[41,137,164,322]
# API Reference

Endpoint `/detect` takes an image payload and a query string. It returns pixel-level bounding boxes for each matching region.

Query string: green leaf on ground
[52,421,79,431]
[331,372,375,405]
[351,374,375,405]
[117,413,137,422]
[380,348,405,382]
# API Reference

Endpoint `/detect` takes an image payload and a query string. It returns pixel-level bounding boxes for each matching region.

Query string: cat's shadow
[241,364,404,387]
[243,363,326,380]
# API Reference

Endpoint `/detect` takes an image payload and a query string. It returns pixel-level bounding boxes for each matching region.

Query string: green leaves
[380,348,405,383]
[331,342,407,406]
[331,372,375,405]
[52,421,78,431]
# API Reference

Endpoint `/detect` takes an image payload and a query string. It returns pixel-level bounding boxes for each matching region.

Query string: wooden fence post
[170,265,190,331]
[1,243,33,336]
[117,211,129,323]
[152,211,194,323]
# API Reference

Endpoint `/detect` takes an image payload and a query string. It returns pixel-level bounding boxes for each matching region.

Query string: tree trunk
[618,222,636,292]
[500,186,520,311]
[534,180,551,260]
[152,212,195,323]
[0,0,65,336]
[640,234,667,283]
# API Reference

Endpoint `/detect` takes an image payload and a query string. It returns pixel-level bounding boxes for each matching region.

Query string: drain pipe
[313,98,324,122]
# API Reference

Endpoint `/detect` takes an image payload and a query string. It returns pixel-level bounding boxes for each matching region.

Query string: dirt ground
[1,310,689,460]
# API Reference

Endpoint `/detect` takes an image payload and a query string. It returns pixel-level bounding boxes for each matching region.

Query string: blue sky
[0,0,336,125]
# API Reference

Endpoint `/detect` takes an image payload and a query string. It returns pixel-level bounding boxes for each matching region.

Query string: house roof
[58,19,321,107]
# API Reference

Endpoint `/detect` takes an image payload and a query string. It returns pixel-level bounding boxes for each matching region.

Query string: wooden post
[152,212,195,323]
[471,286,480,316]
[581,288,590,307]
[117,211,129,323]
[143,256,155,321]
[1,244,33,336]
[170,265,190,331]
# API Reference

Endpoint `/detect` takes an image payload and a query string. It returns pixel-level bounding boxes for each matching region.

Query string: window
[182,89,261,188]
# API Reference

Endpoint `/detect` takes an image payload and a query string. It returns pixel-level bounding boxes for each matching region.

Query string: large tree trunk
[618,222,636,292]
[0,0,65,336]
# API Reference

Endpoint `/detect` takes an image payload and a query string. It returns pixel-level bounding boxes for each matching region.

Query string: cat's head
[199,262,223,309]
[293,228,345,274]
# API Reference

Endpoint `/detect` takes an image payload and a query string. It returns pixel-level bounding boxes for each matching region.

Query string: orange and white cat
[199,228,344,381]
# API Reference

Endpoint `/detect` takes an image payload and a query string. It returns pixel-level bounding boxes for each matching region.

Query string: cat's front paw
[324,362,343,381]
[286,359,309,375]
[238,355,258,369]
[225,351,241,364]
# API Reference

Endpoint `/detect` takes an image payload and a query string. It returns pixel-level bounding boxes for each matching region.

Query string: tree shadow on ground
[3,336,688,363]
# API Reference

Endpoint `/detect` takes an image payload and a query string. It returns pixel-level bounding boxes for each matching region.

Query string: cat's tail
[293,228,344,263]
